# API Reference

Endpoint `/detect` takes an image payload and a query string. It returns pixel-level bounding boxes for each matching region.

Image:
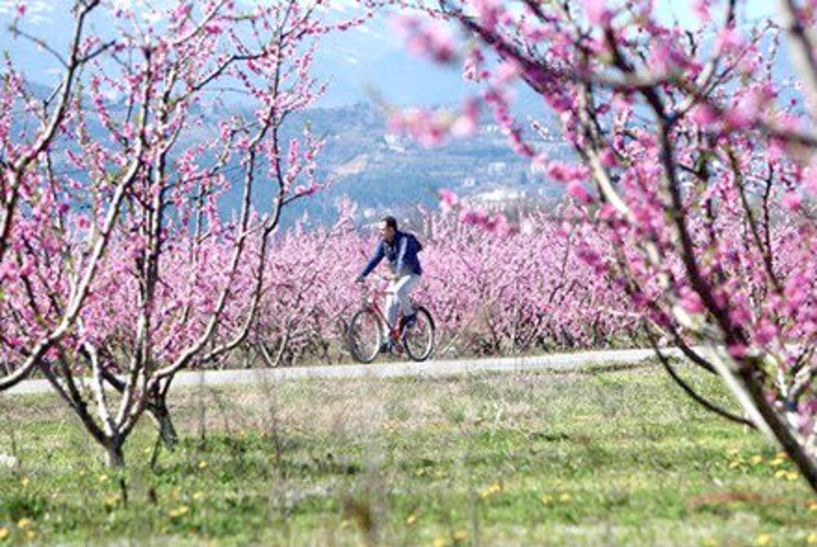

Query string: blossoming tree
[389,0,817,492]
[0,0,364,466]
[245,203,635,365]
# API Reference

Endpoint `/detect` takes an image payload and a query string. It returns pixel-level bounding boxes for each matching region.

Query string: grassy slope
[0,363,815,546]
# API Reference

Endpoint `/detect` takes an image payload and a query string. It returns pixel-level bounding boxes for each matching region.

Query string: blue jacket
[361,231,423,278]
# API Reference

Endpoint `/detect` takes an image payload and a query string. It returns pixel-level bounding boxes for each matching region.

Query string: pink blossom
[755,320,778,346]
[690,104,718,125]
[546,161,589,183]
[204,23,223,35]
[0,260,17,283]
[463,48,488,82]
[391,16,456,64]
[715,27,745,55]
[493,61,520,86]
[802,164,817,195]
[693,0,711,23]
[567,181,593,204]
[294,183,320,197]
[679,289,705,314]
[171,3,192,22]
[727,343,748,360]
[580,0,613,26]
[472,0,504,32]
[438,188,459,213]
[451,98,480,137]
[782,191,802,211]
[388,108,451,148]
[600,148,618,168]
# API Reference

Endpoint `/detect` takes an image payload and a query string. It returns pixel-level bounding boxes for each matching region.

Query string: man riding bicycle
[356,216,423,352]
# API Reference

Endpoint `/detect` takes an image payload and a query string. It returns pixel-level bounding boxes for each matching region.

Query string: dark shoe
[403,313,417,329]
[379,342,392,354]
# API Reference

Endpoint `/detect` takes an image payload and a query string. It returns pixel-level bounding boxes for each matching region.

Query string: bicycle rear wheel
[348,308,383,364]
[403,306,435,362]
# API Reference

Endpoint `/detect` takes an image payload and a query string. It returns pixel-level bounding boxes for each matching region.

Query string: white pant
[385,274,421,335]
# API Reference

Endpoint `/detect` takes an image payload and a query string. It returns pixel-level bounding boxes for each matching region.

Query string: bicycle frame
[361,284,404,344]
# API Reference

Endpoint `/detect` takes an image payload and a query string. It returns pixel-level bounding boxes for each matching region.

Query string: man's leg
[394,274,421,326]
[383,279,400,346]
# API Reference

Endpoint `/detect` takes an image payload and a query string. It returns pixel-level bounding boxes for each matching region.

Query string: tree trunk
[709,349,817,494]
[102,369,178,449]
[105,441,125,468]
[151,396,179,449]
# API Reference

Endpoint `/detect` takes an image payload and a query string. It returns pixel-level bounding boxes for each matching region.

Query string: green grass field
[0,362,815,545]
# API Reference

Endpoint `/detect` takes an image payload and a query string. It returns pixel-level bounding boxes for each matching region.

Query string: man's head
[379,216,398,243]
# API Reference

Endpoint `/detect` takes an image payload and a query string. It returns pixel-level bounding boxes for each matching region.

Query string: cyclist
[356,215,423,352]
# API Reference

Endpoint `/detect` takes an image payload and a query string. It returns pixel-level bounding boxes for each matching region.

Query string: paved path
[5,347,705,396]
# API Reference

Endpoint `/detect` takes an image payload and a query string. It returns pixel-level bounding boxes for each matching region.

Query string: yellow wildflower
[807,532,817,545]
[540,494,552,506]
[433,537,449,547]
[197,460,208,470]
[774,470,788,479]
[479,482,502,499]
[19,477,29,488]
[754,534,771,546]
[104,493,119,508]
[0,528,9,541]
[785,471,799,481]
[452,530,468,541]
[168,506,189,519]
[750,455,763,465]
[559,493,572,503]
[16,519,33,530]
[406,513,418,525]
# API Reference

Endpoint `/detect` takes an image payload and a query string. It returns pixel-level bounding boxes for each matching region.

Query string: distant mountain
[227,102,570,227]
[6,4,804,229]
[9,82,567,228]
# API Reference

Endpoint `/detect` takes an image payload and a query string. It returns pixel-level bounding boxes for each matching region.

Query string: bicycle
[347,276,436,363]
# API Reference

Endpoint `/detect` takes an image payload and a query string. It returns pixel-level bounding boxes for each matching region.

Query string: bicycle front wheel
[348,308,383,364]
[403,307,435,362]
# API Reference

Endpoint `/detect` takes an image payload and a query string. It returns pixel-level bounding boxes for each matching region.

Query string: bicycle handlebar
[357,272,391,284]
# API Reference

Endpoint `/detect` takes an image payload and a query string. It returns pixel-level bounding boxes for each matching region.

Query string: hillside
[257,102,571,226]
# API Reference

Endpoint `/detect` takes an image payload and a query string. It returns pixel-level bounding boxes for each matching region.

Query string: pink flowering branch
[0,0,353,466]
[0,1,100,273]
[388,0,817,493]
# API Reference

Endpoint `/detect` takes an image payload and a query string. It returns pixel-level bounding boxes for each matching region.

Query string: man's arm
[394,235,409,277]
[359,243,385,279]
